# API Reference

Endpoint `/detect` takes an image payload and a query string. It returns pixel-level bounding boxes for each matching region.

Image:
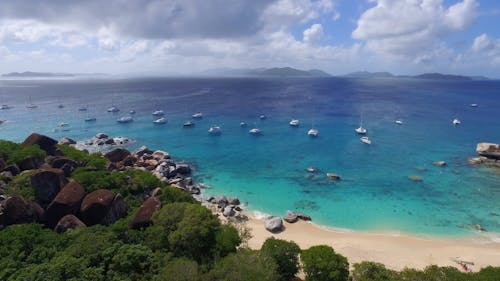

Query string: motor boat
[107,106,120,112]
[85,117,97,122]
[470,103,478,107]
[395,120,403,125]
[129,110,136,114]
[117,116,133,123]
[249,128,262,135]
[308,128,318,137]
[289,119,300,126]
[240,121,247,127]
[78,106,87,111]
[192,112,203,119]
[153,117,167,124]
[360,136,371,144]
[152,110,165,116]
[259,114,266,120]
[355,126,367,134]
[453,118,461,125]
[1,104,11,110]
[208,125,222,135]
[183,121,195,127]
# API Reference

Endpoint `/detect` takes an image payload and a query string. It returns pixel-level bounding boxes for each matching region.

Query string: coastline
[245,214,500,271]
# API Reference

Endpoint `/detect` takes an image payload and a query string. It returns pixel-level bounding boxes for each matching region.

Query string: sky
[0,0,499,77]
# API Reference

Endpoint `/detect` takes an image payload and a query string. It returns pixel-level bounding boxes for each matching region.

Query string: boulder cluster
[469,143,500,167]
[205,195,246,221]
[0,134,132,232]
[262,211,312,233]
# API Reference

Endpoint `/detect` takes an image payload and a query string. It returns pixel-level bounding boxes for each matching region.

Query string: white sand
[246,217,500,271]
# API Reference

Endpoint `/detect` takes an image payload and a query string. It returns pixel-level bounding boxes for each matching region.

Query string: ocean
[1,77,499,239]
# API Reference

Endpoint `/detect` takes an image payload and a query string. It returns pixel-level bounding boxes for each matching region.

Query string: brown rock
[19,156,44,171]
[80,189,115,226]
[54,214,86,233]
[46,181,85,228]
[101,194,129,225]
[408,175,423,182]
[49,157,78,176]
[31,168,68,205]
[3,164,20,176]
[3,196,36,225]
[30,201,46,223]
[129,196,161,229]
[121,155,137,167]
[104,148,131,163]
[22,133,58,155]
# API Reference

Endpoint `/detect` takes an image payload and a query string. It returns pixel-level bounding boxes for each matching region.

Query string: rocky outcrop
[265,216,284,233]
[22,133,58,155]
[284,210,298,223]
[80,189,115,226]
[58,137,76,145]
[54,214,86,233]
[476,143,500,160]
[104,148,131,163]
[19,156,44,171]
[2,196,37,225]
[101,194,129,225]
[31,168,68,205]
[49,157,78,176]
[46,181,85,228]
[129,196,161,229]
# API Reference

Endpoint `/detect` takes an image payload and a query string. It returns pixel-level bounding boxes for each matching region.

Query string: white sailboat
[152,110,165,116]
[355,113,367,134]
[26,96,37,109]
[453,118,461,125]
[192,112,203,119]
[153,117,167,124]
[249,128,262,135]
[289,119,300,127]
[208,125,222,135]
[117,116,133,123]
[360,136,372,144]
[308,128,318,137]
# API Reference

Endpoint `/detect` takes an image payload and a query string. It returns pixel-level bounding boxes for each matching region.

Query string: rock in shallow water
[284,210,298,223]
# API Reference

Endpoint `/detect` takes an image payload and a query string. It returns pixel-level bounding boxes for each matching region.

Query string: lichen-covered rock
[46,181,85,228]
[101,194,129,225]
[129,196,161,229]
[265,216,284,233]
[104,148,131,163]
[54,214,86,233]
[80,189,115,226]
[31,168,68,205]
[22,133,58,155]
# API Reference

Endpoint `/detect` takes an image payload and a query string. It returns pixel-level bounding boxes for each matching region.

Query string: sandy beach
[246,217,500,271]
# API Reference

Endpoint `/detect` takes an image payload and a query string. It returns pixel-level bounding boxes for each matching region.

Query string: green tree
[155,258,201,281]
[208,250,280,281]
[103,243,155,281]
[215,225,241,258]
[261,237,301,281]
[351,261,398,281]
[301,245,349,281]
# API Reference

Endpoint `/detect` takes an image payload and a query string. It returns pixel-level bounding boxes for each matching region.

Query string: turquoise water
[1,77,499,238]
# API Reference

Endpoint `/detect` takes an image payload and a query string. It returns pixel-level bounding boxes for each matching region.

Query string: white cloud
[470,34,500,65]
[352,0,478,59]
[303,23,324,44]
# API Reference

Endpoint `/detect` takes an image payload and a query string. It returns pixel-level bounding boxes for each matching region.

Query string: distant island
[1,71,107,78]
[203,67,331,77]
[344,71,489,81]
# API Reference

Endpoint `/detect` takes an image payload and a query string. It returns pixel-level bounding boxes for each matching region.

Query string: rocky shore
[469,142,500,168]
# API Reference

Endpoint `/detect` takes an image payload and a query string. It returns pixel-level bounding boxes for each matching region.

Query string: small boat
[58,122,69,127]
[395,120,403,125]
[360,136,371,144]
[183,121,195,127]
[453,118,461,125]
[259,114,267,120]
[78,106,88,111]
[153,117,167,124]
[84,117,97,122]
[326,173,341,180]
[117,116,133,123]
[129,110,136,114]
[208,125,222,135]
[308,128,318,137]
[192,112,203,119]
[107,106,120,112]
[1,104,12,110]
[58,104,65,109]
[289,119,300,127]
[470,103,478,107]
[152,110,165,116]
[306,167,318,173]
[26,96,37,109]
[355,126,367,134]
[240,121,247,127]
[249,128,262,135]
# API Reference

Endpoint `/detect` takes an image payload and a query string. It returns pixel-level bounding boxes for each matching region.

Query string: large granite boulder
[22,133,58,155]
[46,181,85,228]
[49,157,78,176]
[2,196,37,225]
[216,196,228,207]
[31,168,68,205]
[296,213,312,221]
[477,143,500,160]
[104,148,131,163]
[30,201,46,223]
[18,156,44,171]
[80,189,115,226]
[284,210,298,223]
[223,206,235,217]
[175,164,191,175]
[129,196,161,229]
[101,194,129,225]
[54,214,86,233]
[135,146,153,157]
[3,164,20,176]
[265,216,284,233]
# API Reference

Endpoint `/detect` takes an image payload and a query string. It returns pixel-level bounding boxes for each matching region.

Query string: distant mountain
[2,71,75,78]
[413,73,473,81]
[344,71,395,78]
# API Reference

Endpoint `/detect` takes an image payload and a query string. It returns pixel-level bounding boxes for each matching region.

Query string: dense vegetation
[1,138,499,280]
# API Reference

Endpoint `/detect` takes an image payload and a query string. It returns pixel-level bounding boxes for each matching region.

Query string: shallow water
[1,77,499,238]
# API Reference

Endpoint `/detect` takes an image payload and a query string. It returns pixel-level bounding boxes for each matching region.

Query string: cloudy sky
[0,0,499,76]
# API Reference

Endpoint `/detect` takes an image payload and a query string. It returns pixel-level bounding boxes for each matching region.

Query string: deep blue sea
[1,77,499,239]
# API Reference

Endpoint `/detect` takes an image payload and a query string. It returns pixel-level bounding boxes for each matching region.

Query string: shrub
[351,262,398,281]
[261,237,301,281]
[58,145,106,169]
[155,258,201,281]
[207,250,280,281]
[3,170,36,200]
[214,225,241,258]
[0,140,46,165]
[301,245,349,281]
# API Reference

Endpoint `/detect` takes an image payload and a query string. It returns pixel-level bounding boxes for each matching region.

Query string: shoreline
[245,214,500,271]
